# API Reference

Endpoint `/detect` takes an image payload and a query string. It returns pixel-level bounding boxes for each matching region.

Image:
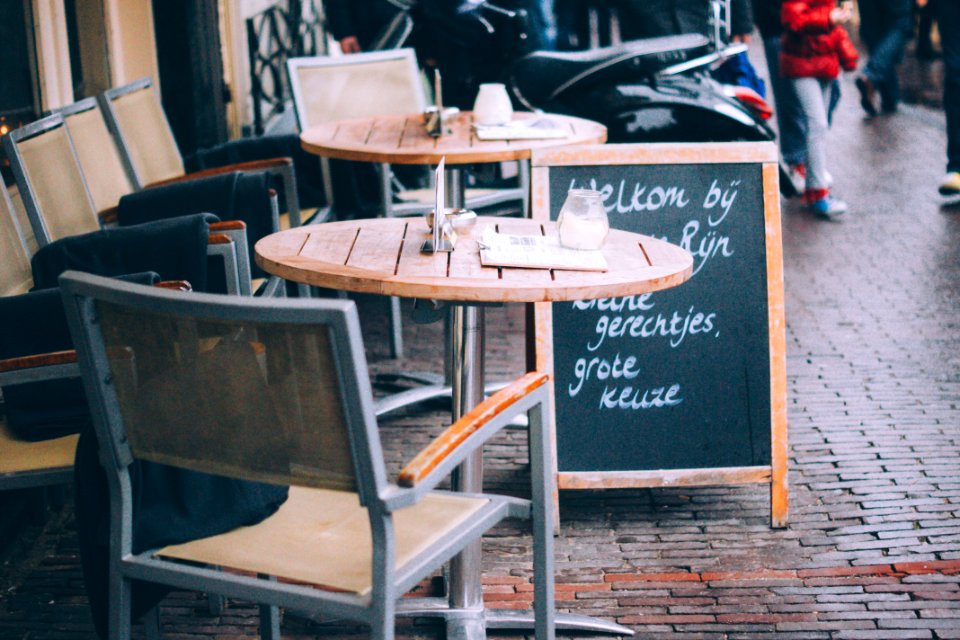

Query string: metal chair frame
[98,78,307,229]
[60,271,555,640]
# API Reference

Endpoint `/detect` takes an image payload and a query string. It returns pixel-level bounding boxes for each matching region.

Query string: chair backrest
[0,184,34,297]
[62,272,386,500]
[99,77,186,188]
[3,114,102,247]
[55,97,137,214]
[287,49,426,132]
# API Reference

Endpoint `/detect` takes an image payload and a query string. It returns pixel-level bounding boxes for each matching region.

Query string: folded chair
[95,79,322,231]
[61,271,556,640]
[2,113,249,295]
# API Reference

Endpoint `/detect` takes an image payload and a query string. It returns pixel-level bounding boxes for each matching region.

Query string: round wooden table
[256,216,692,639]
[301,110,608,360]
[299,110,609,169]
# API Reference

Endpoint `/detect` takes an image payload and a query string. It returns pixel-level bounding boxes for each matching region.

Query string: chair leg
[389,296,404,359]
[108,573,133,640]
[207,591,225,616]
[259,604,281,640]
[529,402,556,640]
[143,605,162,640]
[258,575,281,640]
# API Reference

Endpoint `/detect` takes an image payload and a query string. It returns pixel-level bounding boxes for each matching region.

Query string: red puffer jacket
[780,0,859,79]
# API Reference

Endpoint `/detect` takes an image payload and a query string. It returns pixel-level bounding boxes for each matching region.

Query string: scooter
[378,0,793,194]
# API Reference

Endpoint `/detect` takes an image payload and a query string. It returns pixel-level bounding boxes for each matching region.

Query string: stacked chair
[96,78,321,231]
[3,113,251,296]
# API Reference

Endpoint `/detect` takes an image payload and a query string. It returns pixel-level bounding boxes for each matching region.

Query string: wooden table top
[255,217,692,303]
[299,111,608,165]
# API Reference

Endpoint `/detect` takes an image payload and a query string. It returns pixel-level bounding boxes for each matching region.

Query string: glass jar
[557,189,609,250]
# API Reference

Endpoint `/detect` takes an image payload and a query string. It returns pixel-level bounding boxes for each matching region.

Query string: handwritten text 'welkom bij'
[567,177,740,277]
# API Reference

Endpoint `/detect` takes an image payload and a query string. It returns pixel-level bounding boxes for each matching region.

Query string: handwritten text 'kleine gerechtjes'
[572,295,719,350]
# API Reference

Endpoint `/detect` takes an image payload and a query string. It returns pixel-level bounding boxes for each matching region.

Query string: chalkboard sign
[531,142,787,526]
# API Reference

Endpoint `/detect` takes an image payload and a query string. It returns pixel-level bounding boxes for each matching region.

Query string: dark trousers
[937,0,960,172]
[859,0,913,110]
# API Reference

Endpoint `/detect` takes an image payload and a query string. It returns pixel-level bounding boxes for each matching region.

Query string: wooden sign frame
[531,142,788,527]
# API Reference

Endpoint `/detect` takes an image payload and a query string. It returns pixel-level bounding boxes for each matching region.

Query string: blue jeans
[937,0,960,172]
[791,77,834,192]
[859,0,913,110]
[764,34,807,166]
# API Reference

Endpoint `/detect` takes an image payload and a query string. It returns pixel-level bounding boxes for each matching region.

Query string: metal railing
[246,0,326,135]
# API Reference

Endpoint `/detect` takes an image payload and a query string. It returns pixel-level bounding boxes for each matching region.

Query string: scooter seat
[509,34,712,106]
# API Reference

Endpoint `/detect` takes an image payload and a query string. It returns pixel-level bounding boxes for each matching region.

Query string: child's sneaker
[939,172,960,196]
[808,194,848,218]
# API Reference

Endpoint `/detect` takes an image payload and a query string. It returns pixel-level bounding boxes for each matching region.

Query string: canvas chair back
[99,78,186,188]
[55,98,137,213]
[66,275,383,498]
[3,114,101,247]
[287,49,426,131]
[0,185,34,297]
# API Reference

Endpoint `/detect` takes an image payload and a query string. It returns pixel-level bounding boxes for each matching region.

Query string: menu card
[474,117,568,141]
[478,227,607,272]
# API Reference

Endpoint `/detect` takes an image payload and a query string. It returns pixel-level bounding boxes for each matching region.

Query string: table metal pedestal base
[395,598,634,638]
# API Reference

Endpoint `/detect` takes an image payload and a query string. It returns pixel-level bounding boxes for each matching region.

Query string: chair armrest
[0,350,80,386]
[154,280,192,292]
[145,158,294,189]
[209,220,246,232]
[207,220,246,247]
[398,371,549,490]
[99,205,119,225]
[0,350,77,374]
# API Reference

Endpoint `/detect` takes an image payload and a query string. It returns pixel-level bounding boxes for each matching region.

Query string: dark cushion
[0,272,159,441]
[118,173,272,278]
[32,213,214,293]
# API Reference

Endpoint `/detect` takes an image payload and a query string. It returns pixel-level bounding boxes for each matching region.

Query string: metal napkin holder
[421,157,456,253]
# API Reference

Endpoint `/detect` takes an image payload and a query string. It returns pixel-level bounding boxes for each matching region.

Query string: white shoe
[939,172,960,196]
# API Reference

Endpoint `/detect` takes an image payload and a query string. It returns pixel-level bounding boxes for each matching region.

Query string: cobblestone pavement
[2,53,959,640]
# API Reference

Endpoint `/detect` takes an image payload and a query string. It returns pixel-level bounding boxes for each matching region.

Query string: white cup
[472,83,514,126]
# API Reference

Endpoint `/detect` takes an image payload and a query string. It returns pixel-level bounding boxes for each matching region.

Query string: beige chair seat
[157,486,489,595]
[0,419,78,475]
[279,206,324,231]
[396,187,503,205]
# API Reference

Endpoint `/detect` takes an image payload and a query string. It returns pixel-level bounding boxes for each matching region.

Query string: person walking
[855,0,914,115]
[613,0,755,43]
[932,0,960,195]
[780,0,859,217]
[323,0,402,53]
[754,0,808,192]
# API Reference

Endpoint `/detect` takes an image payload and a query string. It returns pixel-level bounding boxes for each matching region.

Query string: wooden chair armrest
[398,371,549,488]
[154,280,192,291]
[0,350,77,374]
[99,206,119,225]
[208,220,246,248]
[146,157,294,189]
[209,220,246,232]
